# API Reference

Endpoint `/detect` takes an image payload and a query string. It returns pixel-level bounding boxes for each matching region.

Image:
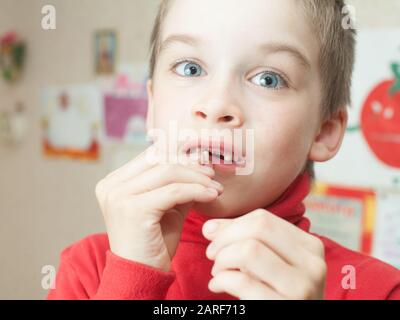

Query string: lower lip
[201,153,246,172]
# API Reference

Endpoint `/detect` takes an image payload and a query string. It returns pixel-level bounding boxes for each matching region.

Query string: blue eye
[174,61,204,77]
[250,71,287,89]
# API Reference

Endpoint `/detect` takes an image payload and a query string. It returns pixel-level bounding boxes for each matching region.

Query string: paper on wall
[373,191,400,269]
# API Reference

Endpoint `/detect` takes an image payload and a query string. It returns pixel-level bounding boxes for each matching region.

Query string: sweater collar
[180,171,312,245]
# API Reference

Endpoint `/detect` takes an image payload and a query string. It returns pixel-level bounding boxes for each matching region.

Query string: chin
[191,199,247,219]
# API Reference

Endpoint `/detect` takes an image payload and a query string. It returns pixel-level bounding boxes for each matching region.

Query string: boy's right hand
[95,145,223,272]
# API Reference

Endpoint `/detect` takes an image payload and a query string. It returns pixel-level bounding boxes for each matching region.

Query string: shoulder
[319,235,398,274]
[315,235,400,299]
[61,233,110,258]
[59,233,110,277]
[47,233,111,299]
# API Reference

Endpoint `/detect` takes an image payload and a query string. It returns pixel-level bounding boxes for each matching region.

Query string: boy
[47,0,400,299]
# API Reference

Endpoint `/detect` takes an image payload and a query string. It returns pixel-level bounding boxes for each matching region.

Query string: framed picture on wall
[304,182,376,255]
[94,30,117,75]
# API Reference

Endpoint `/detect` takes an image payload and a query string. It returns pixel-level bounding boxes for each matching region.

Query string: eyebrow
[258,42,311,69]
[159,34,201,55]
[159,33,311,69]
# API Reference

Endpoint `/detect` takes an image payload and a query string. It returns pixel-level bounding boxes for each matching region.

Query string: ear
[146,79,154,132]
[308,108,348,162]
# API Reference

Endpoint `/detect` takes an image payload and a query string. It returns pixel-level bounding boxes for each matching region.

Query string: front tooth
[232,153,244,164]
[224,154,233,163]
[189,148,200,162]
[201,150,210,164]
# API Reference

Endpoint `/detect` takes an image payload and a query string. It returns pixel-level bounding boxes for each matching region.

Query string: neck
[180,171,312,245]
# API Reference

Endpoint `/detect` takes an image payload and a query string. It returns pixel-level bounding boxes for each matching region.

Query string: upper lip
[181,137,246,163]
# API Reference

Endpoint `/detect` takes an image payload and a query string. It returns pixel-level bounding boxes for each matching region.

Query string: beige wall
[0,0,399,299]
[0,0,158,299]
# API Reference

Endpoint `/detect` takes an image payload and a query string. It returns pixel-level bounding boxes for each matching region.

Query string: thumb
[161,204,192,259]
[202,217,233,241]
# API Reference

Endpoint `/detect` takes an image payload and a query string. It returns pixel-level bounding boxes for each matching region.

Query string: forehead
[161,0,319,66]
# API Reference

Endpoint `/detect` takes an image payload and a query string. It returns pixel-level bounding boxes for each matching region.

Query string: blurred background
[0,0,399,299]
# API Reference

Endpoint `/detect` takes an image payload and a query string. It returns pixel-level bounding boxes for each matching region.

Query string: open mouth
[183,140,246,168]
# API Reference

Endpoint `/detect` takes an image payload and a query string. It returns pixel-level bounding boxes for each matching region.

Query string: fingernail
[209,180,223,192]
[206,188,218,196]
[206,242,217,259]
[200,165,215,176]
[208,278,217,292]
[204,221,219,234]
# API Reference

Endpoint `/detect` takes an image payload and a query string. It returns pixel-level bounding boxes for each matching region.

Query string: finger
[110,163,223,197]
[209,270,283,300]
[100,142,216,197]
[139,182,219,219]
[211,238,304,298]
[203,209,324,267]
[105,145,159,184]
[106,141,213,184]
[205,209,320,248]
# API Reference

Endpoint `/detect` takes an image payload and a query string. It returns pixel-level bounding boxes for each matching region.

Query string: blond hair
[148,0,357,178]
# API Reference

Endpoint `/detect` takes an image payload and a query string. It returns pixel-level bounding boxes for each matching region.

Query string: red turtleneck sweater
[47,173,400,300]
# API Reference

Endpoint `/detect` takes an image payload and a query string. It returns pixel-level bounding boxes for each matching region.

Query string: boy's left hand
[202,209,326,300]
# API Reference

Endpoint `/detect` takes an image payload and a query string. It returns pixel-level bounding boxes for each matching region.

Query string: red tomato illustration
[360,79,400,168]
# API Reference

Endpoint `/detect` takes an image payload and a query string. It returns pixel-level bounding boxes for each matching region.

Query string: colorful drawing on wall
[360,63,400,168]
[315,29,400,188]
[103,94,148,145]
[0,30,26,83]
[95,30,117,75]
[100,63,149,146]
[114,63,149,96]
[41,85,102,160]
[305,182,376,255]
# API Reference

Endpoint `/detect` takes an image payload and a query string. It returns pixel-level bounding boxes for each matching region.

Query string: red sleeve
[47,250,176,300]
[387,285,400,300]
[94,251,176,299]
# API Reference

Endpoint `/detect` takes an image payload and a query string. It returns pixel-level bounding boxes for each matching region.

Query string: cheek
[153,93,184,128]
[253,107,316,169]
[152,80,199,129]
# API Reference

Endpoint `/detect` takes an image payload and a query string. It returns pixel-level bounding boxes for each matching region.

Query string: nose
[191,96,244,128]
